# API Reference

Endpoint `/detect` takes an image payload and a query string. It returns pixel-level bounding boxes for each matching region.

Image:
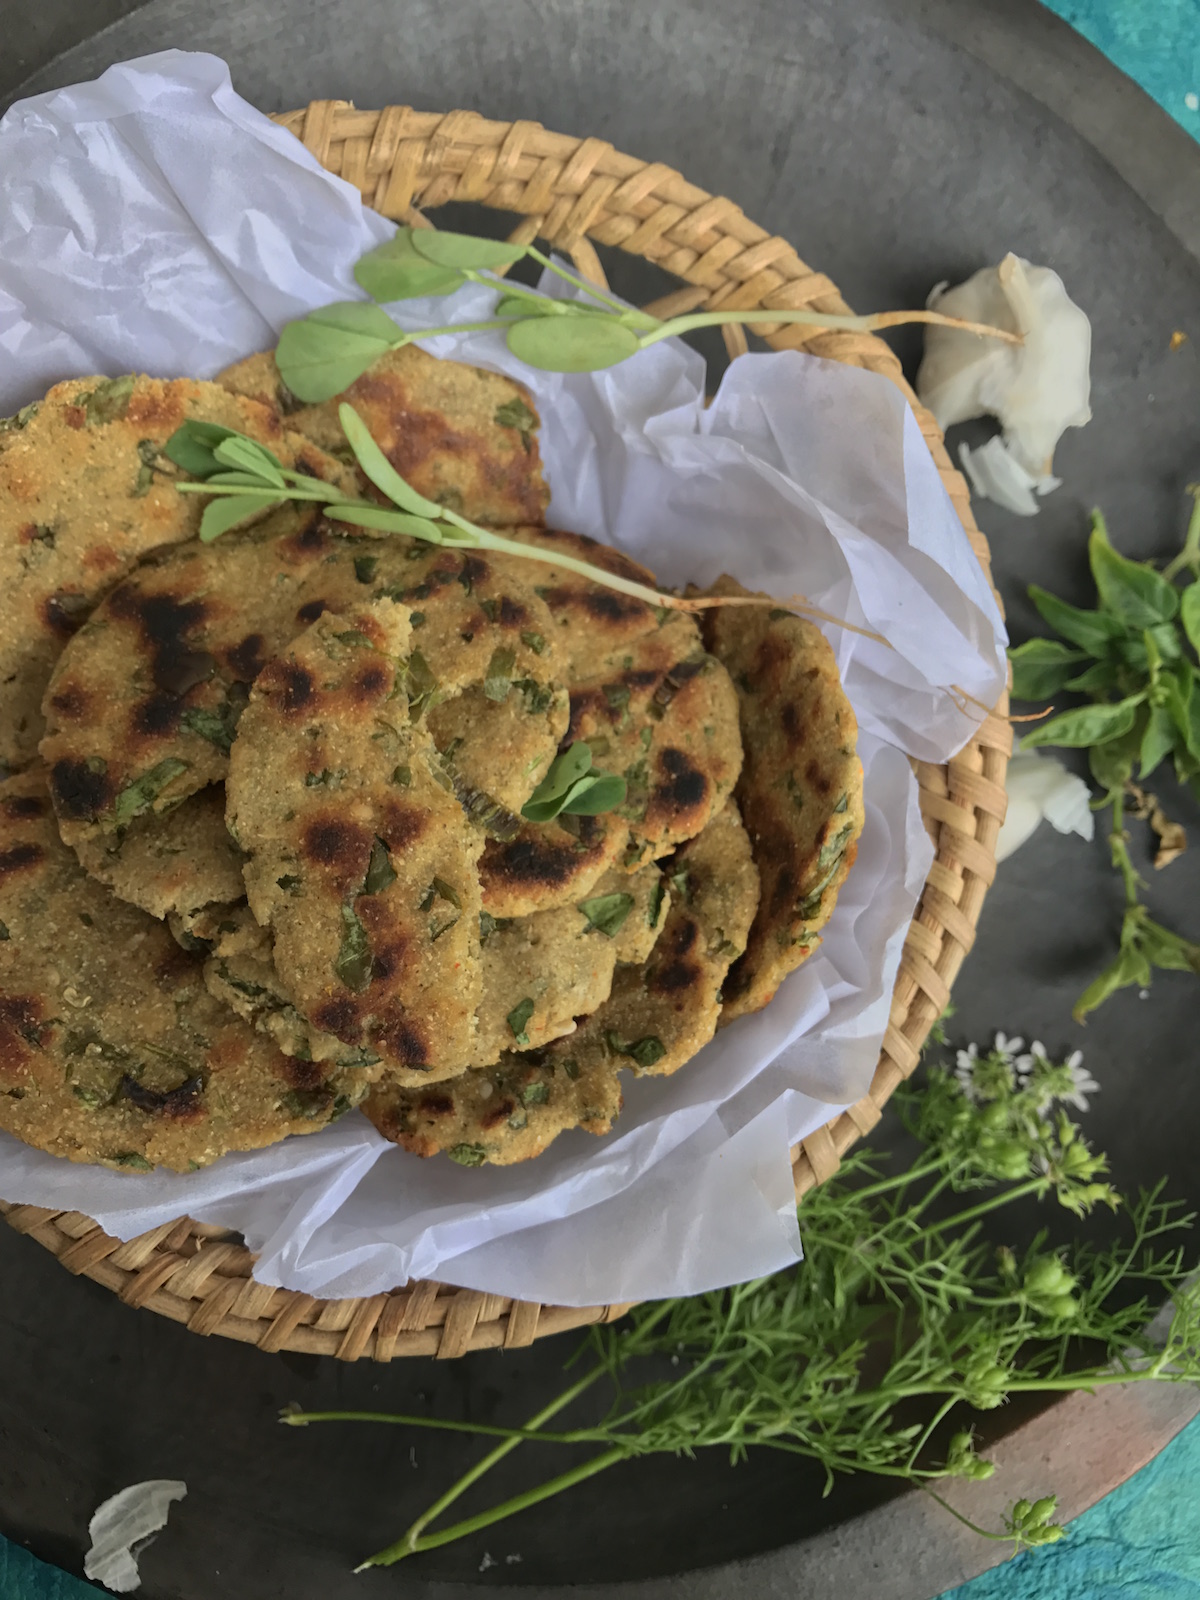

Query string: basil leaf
[484,647,516,702]
[163,420,242,477]
[276,302,403,403]
[1008,638,1087,701]
[335,904,373,992]
[506,313,641,373]
[1020,698,1141,751]
[1139,703,1175,779]
[199,494,283,542]
[578,892,635,937]
[1073,946,1142,1024]
[1181,582,1200,658]
[1139,916,1200,974]
[507,996,535,1046]
[1027,586,1126,656]
[408,227,527,271]
[112,757,190,828]
[1088,731,1137,794]
[337,401,446,519]
[1088,513,1179,627]
[354,230,466,301]
[1065,660,1120,695]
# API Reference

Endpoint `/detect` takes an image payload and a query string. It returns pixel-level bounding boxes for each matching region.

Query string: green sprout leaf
[506,313,642,373]
[337,402,444,518]
[354,229,467,302]
[408,227,528,271]
[563,771,627,815]
[276,302,404,403]
[199,493,284,542]
[163,419,243,477]
[212,434,286,485]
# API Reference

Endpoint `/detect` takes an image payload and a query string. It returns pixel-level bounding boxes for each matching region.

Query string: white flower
[992,1032,1025,1063]
[916,252,1092,516]
[955,1042,981,1100]
[1060,1050,1099,1113]
[996,753,1096,863]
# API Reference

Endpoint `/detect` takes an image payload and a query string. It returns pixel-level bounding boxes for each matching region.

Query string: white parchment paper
[0,51,1007,1306]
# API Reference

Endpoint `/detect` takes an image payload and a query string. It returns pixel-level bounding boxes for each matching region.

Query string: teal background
[2,3,1199,1597]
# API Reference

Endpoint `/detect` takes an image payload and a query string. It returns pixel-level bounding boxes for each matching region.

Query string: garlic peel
[917,253,1091,486]
[83,1480,187,1593]
[996,752,1095,863]
[959,437,1060,518]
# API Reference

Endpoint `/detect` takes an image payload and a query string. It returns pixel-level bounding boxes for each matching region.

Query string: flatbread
[0,768,374,1172]
[490,529,745,898]
[471,861,668,1065]
[226,604,486,1083]
[478,813,628,918]
[217,343,549,527]
[42,529,566,911]
[367,800,760,1165]
[75,784,245,921]
[701,578,865,1020]
[0,373,347,769]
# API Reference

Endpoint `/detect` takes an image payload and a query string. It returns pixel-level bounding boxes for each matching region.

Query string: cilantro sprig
[282,1038,1200,1569]
[271,224,1020,402]
[1011,496,1200,1019]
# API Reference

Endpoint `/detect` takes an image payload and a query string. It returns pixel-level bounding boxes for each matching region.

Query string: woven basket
[0,104,1010,1360]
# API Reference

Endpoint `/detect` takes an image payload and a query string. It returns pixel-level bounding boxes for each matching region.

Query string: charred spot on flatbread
[0,767,372,1171]
[700,577,865,1021]
[217,343,548,527]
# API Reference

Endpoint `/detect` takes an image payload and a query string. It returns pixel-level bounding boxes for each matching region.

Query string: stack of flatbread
[0,345,863,1172]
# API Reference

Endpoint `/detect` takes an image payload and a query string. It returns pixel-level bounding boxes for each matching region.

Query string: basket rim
[1,100,1010,1360]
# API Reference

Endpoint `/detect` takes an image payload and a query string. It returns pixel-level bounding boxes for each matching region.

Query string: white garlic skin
[917,252,1092,483]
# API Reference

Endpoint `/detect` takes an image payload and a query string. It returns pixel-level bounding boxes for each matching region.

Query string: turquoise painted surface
[2,5,1199,1599]
[938,1411,1200,1600]
[1042,0,1200,138]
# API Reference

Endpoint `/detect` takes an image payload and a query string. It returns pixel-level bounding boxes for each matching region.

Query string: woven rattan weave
[0,102,1010,1360]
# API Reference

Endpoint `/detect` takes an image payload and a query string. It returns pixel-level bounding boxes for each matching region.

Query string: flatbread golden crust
[701,577,865,1021]
[471,861,668,1065]
[41,528,567,915]
[74,784,245,921]
[0,768,372,1172]
[217,343,549,527]
[226,604,486,1084]
[368,801,759,1166]
[0,374,347,769]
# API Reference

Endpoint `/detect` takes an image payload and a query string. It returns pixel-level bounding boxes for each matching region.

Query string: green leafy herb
[0,401,39,433]
[111,758,189,828]
[479,911,499,943]
[363,838,397,895]
[577,892,635,938]
[276,300,410,403]
[1012,497,1200,1017]
[181,694,246,754]
[335,904,373,992]
[495,397,538,451]
[353,228,467,303]
[80,374,135,426]
[521,630,547,655]
[354,555,380,584]
[521,1080,550,1107]
[507,997,536,1047]
[283,1040,1200,1571]
[605,1030,666,1068]
[402,650,438,719]
[108,1151,154,1172]
[483,646,516,702]
[431,876,461,910]
[0,921,9,940]
[521,741,627,823]
[448,1142,489,1167]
